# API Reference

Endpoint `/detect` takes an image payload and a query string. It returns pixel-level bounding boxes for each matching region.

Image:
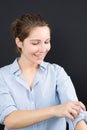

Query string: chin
[37,60,44,64]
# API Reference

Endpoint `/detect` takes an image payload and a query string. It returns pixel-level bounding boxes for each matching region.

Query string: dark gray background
[0,0,87,129]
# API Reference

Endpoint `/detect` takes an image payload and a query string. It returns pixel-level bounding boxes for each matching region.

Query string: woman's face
[16,26,51,65]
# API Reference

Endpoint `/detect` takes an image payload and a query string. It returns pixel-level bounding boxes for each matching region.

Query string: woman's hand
[52,101,86,121]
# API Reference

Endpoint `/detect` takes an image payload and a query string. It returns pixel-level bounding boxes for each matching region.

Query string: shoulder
[0,58,17,77]
[0,64,11,72]
[0,58,18,76]
[42,61,65,73]
[42,61,69,79]
[0,64,12,77]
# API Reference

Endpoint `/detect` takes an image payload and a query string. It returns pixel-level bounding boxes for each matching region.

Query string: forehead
[29,26,50,39]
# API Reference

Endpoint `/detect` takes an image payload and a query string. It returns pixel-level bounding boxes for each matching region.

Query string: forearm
[75,120,87,130]
[4,107,54,129]
[4,101,84,129]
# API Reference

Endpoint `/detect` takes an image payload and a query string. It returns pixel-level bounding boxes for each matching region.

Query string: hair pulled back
[11,13,50,53]
[11,13,50,41]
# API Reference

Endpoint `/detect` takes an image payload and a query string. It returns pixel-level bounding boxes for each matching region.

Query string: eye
[45,41,50,44]
[32,42,39,45]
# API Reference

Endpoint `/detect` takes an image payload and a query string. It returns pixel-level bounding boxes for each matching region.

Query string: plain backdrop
[0,0,87,129]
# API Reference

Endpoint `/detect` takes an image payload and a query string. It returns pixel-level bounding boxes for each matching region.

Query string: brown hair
[11,13,51,53]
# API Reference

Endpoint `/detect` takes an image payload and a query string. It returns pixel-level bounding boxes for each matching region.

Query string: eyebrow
[30,38,51,41]
[30,39,40,41]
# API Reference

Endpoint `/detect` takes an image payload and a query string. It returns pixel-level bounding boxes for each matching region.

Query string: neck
[18,57,39,71]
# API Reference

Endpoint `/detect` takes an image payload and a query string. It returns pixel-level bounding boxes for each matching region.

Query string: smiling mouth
[34,53,46,60]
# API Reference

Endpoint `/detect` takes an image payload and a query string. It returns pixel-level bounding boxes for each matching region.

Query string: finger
[79,101,86,111]
[72,101,81,106]
[72,105,80,113]
[73,101,86,111]
[70,109,79,118]
[69,101,80,109]
[67,112,74,121]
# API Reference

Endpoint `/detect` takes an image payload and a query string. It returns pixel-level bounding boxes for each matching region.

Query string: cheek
[47,44,51,51]
[27,46,39,53]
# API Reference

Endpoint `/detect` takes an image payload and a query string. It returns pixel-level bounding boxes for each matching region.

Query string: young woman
[0,13,87,130]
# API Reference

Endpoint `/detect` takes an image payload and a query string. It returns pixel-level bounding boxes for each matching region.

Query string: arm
[4,107,53,129]
[4,101,84,130]
[75,120,87,130]
[55,66,87,129]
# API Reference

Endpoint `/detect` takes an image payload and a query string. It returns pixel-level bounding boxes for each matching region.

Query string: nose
[39,44,47,52]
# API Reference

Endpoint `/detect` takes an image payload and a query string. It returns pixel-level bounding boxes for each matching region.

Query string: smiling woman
[0,13,87,130]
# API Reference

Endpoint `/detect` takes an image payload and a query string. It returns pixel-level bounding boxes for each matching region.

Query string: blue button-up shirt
[0,58,87,130]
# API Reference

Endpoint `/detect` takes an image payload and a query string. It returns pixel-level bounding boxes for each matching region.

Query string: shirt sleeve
[56,66,78,102]
[55,65,86,129]
[0,71,17,124]
[67,110,87,130]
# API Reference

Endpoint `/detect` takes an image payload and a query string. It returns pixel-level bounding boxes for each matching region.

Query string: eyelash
[45,41,50,44]
[32,41,50,45]
[32,43,39,45]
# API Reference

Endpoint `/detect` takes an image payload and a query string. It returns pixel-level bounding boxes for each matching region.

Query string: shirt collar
[10,58,47,75]
[40,61,47,70]
[10,58,21,75]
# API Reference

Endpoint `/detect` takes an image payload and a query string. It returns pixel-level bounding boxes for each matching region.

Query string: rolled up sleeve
[0,74,17,124]
[73,110,87,128]
[67,110,87,130]
[55,66,87,129]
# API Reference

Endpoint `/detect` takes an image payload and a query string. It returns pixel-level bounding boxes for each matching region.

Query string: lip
[34,53,46,60]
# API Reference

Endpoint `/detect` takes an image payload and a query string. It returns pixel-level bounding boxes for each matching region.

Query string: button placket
[30,90,35,109]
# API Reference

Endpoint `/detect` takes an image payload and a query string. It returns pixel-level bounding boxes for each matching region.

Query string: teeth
[34,54,45,59]
[35,54,45,57]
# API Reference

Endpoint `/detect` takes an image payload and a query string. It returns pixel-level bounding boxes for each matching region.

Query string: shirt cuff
[73,110,87,128]
[0,105,17,124]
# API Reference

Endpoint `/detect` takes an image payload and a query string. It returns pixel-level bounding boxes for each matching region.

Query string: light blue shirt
[0,58,87,130]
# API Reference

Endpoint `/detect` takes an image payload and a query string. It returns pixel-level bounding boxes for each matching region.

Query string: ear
[15,37,22,48]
